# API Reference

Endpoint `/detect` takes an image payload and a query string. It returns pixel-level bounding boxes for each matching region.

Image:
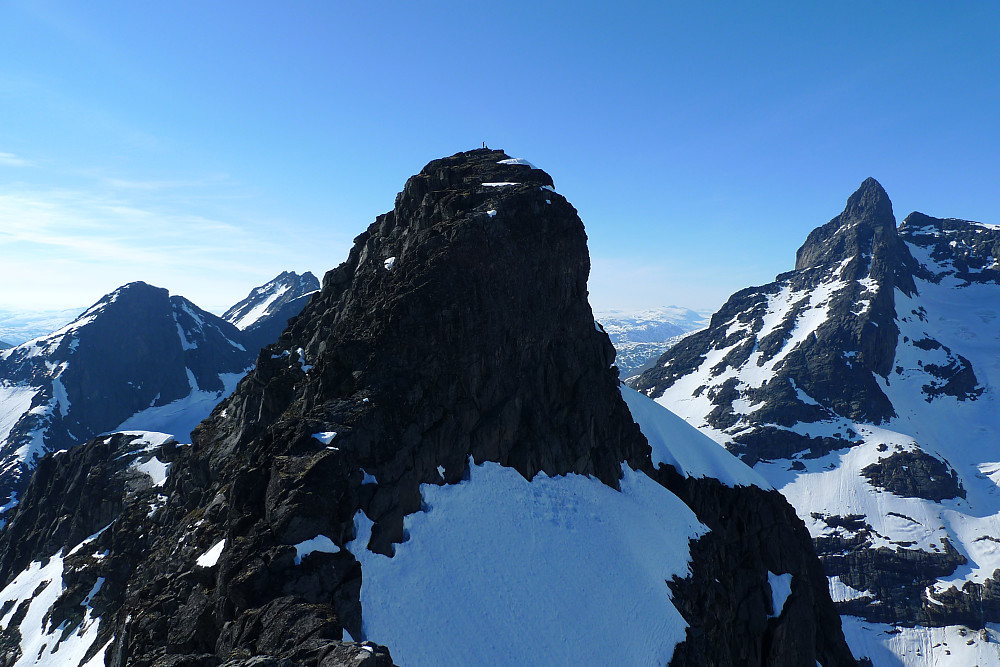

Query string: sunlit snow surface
[621,385,767,488]
[196,539,226,568]
[842,617,1000,666]
[112,372,244,443]
[348,460,706,666]
[0,529,111,667]
[294,535,340,565]
[229,283,290,330]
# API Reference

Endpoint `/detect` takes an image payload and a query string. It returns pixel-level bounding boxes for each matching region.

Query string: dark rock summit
[0,150,855,666]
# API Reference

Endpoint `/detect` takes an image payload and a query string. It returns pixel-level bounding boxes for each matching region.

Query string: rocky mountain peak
[0,281,254,506]
[201,147,648,554]
[391,148,554,218]
[843,176,893,223]
[224,270,321,353]
[794,178,915,293]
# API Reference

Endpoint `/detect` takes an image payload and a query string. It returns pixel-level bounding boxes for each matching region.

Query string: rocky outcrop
[861,450,965,502]
[0,150,855,666]
[657,466,855,666]
[900,212,1000,285]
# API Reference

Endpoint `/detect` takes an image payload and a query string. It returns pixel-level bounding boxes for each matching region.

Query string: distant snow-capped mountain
[636,177,1000,665]
[0,281,254,506]
[0,272,322,509]
[595,306,709,377]
[223,270,319,353]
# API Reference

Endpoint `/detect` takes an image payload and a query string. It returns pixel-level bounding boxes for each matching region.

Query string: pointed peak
[843,177,892,222]
[794,178,901,273]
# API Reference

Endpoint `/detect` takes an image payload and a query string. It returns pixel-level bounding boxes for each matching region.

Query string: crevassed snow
[767,571,793,618]
[196,539,226,567]
[621,385,768,488]
[828,576,873,603]
[294,534,340,564]
[842,616,1000,666]
[347,459,706,666]
[497,158,537,168]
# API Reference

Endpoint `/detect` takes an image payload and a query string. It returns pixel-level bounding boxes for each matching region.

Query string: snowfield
[348,459,706,666]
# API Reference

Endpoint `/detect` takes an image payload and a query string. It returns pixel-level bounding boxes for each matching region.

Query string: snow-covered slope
[0,282,253,507]
[595,306,708,377]
[349,460,705,666]
[636,178,1000,665]
[222,271,319,354]
[348,386,769,665]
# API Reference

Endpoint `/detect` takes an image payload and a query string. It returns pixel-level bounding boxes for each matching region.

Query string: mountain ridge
[0,149,856,666]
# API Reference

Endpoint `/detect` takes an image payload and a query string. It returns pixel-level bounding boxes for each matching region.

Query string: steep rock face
[657,467,852,666]
[223,271,320,354]
[0,282,254,506]
[636,181,1000,663]
[637,178,918,454]
[0,150,855,666]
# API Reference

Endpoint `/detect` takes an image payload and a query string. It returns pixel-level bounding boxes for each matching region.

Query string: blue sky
[2,2,999,314]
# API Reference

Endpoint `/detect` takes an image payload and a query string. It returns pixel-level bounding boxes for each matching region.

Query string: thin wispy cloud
[101,174,231,191]
[0,183,336,310]
[0,152,32,167]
